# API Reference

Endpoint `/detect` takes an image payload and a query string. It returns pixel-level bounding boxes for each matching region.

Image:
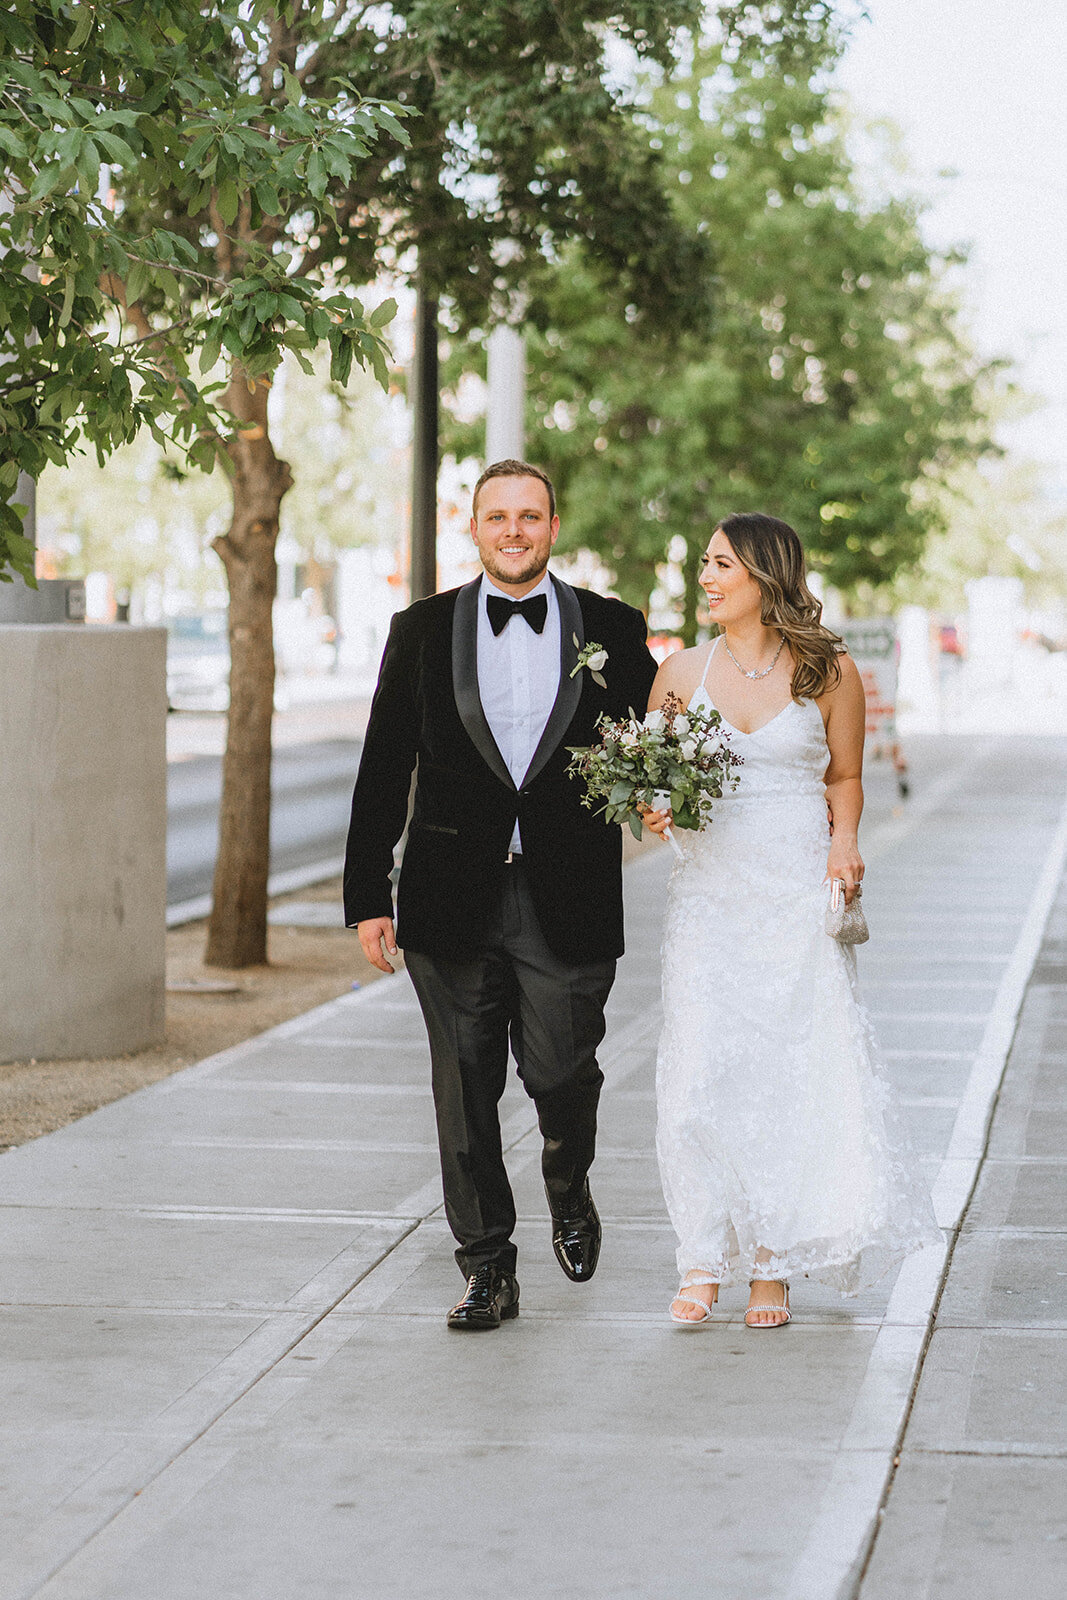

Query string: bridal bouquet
[567,692,743,854]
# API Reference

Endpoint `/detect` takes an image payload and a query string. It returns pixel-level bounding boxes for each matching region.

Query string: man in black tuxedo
[345,460,657,1330]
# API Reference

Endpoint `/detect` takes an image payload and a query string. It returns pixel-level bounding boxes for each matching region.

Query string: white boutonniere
[570,636,608,689]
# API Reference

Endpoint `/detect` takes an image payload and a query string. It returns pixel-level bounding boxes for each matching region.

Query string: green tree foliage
[0,0,410,583]
[294,2,844,338]
[36,346,399,604]
[451,36,994,634]
[299,1,711,328]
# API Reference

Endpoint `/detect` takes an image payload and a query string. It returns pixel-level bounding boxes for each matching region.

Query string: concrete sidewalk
[860,835,1067,1597]
[2,736,1065,1600]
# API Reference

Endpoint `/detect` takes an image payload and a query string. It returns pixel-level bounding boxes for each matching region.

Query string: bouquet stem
[652,791,685,861]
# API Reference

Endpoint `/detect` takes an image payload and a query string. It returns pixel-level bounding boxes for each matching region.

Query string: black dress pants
[405,858,616,1277]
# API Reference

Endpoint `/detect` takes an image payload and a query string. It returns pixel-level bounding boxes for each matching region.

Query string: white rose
[586,649,608,672]
[673,715,691,737]
[620,730,638,748]
[679,738,698,761]
[699,736,722,758]
[643,709,665,732]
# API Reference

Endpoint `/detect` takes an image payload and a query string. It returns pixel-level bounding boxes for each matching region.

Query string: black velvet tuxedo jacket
[343,574,658,965]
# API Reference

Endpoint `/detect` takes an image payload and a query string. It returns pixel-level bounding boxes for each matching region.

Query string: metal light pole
[486,323,525,463]
[409,280,439,601]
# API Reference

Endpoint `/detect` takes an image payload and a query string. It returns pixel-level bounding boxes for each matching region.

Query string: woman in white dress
[643,513,940,1328]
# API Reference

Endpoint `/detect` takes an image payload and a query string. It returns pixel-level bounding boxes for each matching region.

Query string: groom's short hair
[473,459,556,522]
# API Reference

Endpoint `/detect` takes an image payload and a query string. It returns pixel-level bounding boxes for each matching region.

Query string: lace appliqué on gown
[655,685,941,1294]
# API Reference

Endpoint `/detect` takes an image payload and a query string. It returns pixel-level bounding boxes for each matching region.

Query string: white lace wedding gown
[655,646,941,1293]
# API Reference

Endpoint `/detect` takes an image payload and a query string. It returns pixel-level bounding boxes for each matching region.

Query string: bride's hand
[826,840,864,904]
[637,801,673,839]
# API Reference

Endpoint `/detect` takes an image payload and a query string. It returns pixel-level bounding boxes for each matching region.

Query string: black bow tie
[487,592,548,637]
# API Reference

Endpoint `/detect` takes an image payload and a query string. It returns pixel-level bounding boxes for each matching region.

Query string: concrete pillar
[486,324,525,462]
[0,625,167,1063]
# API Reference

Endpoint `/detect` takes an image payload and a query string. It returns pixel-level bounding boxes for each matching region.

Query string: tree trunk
[204,367,293,968]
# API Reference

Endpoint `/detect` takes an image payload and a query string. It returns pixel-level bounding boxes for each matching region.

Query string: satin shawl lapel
[521,576,584,788]
[451,577,515,790]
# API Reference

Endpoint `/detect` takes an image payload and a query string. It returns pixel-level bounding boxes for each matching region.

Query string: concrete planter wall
[0,625,167,1063]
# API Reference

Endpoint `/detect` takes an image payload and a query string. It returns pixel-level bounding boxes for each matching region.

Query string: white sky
[836,0,1067,493]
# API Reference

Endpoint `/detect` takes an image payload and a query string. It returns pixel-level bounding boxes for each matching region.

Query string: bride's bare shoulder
[649,643,707,710]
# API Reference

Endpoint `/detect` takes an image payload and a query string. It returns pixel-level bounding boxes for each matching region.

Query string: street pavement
[165,737,360,909]
[1,734,1065,1600]
[164,690,373,917]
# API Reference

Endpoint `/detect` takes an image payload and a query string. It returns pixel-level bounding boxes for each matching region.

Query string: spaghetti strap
[699,635,719,691]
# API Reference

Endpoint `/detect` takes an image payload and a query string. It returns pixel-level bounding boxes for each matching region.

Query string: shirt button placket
[511,619,526,852]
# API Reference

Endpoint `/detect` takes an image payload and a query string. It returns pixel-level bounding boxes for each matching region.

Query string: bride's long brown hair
[714,512,844,701]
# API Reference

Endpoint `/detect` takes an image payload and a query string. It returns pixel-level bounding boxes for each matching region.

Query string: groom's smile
[471,474,561,596]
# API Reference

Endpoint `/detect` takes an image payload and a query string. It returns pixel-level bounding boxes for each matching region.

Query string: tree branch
[296,2,375,87]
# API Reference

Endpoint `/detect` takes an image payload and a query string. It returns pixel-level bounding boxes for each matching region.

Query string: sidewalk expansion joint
[911,1445,1067,1460]
[2,1220,420,1600]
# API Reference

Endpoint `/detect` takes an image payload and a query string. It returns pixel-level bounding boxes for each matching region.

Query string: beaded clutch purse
[825,879,869,945]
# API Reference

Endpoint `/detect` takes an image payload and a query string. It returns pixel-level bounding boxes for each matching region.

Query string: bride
[643,512,940,1328]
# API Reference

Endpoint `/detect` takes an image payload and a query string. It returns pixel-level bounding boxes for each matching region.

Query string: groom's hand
[358,917,399,974]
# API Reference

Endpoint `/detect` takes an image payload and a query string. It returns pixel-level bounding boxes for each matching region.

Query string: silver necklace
[723,633,785,680]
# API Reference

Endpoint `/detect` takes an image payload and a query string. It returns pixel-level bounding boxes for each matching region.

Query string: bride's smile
[700,528,782,677]
[700,529,763,626]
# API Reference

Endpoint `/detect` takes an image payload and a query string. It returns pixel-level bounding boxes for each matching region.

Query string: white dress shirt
[477,571,561,853]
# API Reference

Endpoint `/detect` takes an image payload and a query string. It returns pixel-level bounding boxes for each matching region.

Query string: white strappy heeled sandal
[744,1279,791,1329]
[669,1272,719,1327]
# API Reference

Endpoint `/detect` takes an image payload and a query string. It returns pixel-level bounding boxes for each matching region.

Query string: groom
[345,460,657,1330]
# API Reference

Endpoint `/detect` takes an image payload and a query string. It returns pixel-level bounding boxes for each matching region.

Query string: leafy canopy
[0,0,410,581]
[294,0,707,333]
[0,1,844,586]
[291,3,842,332]
[443,33,994,626]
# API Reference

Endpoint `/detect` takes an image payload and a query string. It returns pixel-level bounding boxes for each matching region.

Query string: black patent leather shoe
[446,1264,520,1331]
[551,1185,601,1282]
